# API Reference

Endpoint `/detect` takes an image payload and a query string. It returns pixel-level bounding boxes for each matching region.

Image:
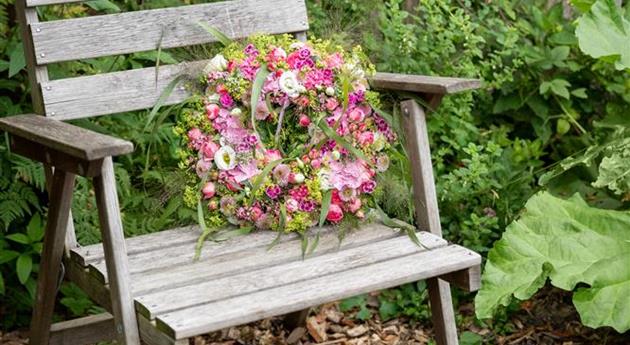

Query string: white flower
[230,108,242,116]
[372,132,386,152]
[317,169,332,190]
[293,173,305,184]
[214,146,237,170]
[203,54,228,74]
[279,71,301,98]
[325,87,335,96]
[206,92,220,104]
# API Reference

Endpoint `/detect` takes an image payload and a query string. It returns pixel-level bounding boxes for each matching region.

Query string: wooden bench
[1,1,482,344]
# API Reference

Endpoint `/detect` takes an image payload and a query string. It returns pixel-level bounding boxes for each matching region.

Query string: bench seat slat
[31,0,309,65]
[41,60,206,120]
[156,244,480,339]
[135,233,447,319]
[87,223,402,289]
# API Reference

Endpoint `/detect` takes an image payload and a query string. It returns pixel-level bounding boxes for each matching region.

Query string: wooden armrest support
[369,72,481,95]
[0,114,133,161]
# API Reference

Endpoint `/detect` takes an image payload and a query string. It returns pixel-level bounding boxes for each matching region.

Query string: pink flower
[299,199,316,212]
[348,198,362,213]
[289,185,309,200]
[376,155,390,172]
[202,182,216,199]
[285,198,299,212]
[230,161,261,183]
[187,128,203,142]
[325,98,339,112]
[348,107,365,122]
[255,100,270,120]
[311,159,321,169]
[206,104,220,120]
[266,185,282,199]
[358,132,374,146]
[325,53,344,69]
[299,115,311,127]
[220,93,234,108]
[250,206,263,221]
[201,141,220,160]
[195,159,212,177]
[329,160,371,190]
[326,204,344,223]
[273,164,291,186]
[264,149,283,164]
[360,180,376,194]
[339,187,356,202]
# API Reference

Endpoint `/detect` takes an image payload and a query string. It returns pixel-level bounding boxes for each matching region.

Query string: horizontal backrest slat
[41,61,207,120]
[31,0,309,65]
[26,0,80,6]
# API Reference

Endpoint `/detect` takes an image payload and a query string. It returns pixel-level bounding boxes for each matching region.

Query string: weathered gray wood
[0,115,133,160]
[49,313,116,345]
[157,244,480,339]
[41,60,206,120]
[10,136,104,178]
[93,157,140,344]
[441,265,481,292]
[64,258,112,311]
[90,223,401,291]
[29,170,75,345]
[31,0,309,65]
[138,316,187,345]
[44,165,77,256]
[27,0,82,5]
[71,225,201,267]
[16,0,48,114]
[370,72,481,95]
[135,233,446,319]
[401,99,458,345]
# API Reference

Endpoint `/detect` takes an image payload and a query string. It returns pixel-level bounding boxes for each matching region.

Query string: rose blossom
[348,198,362,213]
[264,149,283,164]
[326,204,344,223]
[299,115,311,127]
[219,93,234,108]
[201,141,220,160]
[325,98,338,111]
[202,182,216,199]
[358,132,374,146]
[250,206,263,221]
[279,71,301,98]
[195,159,212,177]
[348,107,365,122]
[273,164,291,186]
[285,198,299,212]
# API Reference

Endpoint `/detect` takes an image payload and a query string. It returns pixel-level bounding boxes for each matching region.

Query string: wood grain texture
[138,316,187,345]
[49,313,116,345]
[402,99,458,345]
[93,157,140,344]
[29,170,75,345]
[156,244,480,339]
[31,0,309,64]
[27,0,82,5]
[135,233,447,319]
[40,60,206,120]
[441,265,481,292]
[16,0,48,114]
[370,72,481,95]
[45,164,77,256]
[90,223,401,291]
[0,114,133,160]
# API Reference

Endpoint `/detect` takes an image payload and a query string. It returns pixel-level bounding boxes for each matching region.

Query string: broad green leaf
[556,118,571,135]
[460,331,483,345]
[475,192,630,332]
[8,44,25,78]
[16,254,33,285]
[540,79,571,99]
[0,250,19,264]
[85,0,121,12]
[319,190,332,227]
[575,0,630,70]
[378,300,400,321]
[592,141,630,195]
[7,233,30,244]
[27,214,44,242]
[197,23,232,47]
[571,88,588,99]
[570,0,595,13]
[0,60,9,73]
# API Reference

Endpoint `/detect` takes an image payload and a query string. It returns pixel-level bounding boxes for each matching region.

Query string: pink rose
[299,115,311,127]
[273,164,291,186]
[250,206,263,221]
[206,104,220,120]
[201,141,220,160]
[264,149,283,164]
[348,198,362,213]
[326,204,344,223]
[348,107,365,122]
[285,198,299,213]
[358,132,374,146]
[195,159,212,177]
[325,53,344,69]
[202,182,216,199]
[325,98,339,112]
[187,128,203,142]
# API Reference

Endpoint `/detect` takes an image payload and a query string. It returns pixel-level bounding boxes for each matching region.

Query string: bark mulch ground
[2,287,629,345]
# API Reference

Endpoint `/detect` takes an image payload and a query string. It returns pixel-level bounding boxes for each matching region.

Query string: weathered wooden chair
[1,1,482,344]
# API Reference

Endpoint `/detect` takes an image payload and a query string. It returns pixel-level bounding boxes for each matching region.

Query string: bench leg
[428,278,458,345]
[401,99,460,345]
[29,170,76,345]
[94,157,141,344]
[283,308,310,329]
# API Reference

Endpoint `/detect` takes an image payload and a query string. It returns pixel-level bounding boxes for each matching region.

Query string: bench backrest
[17,0,309,120]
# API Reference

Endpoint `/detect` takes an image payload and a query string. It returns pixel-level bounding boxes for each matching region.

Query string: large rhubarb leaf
[575,0,630,70]
[475,192,630,332]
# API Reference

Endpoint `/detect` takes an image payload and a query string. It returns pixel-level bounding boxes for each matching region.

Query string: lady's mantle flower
[279,71,302,98]
[214,146,237,171]
[204,54,228,74]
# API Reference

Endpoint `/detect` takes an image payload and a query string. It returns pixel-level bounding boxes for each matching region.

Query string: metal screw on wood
[45,86,52,91]
[40,53,46,58]
[35,27,41,33]
[50,112,56,116]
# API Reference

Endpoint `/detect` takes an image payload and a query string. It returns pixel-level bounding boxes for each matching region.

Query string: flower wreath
[176,34,399,240]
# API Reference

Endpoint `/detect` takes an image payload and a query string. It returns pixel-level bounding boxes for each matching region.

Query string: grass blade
[145,74,186,131]
[194,199,211,259]
[249,158,288,203]
[197,22,232,46]
[250,64,271,148]
[317,120,372,165]
[319,189,332,227]
[306,231,320,256]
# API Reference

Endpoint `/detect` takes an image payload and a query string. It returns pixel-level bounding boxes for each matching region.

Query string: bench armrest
[0,114,133,161]
[369,72,481,95]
